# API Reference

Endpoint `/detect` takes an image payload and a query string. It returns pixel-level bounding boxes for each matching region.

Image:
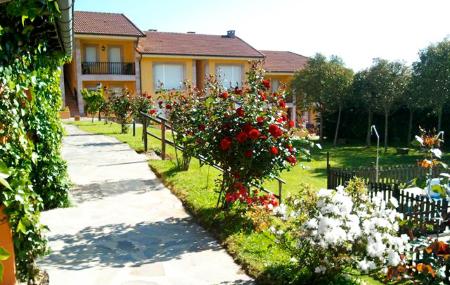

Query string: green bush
[110,92,132,134]
[0,0,70,281]
[82,88,105,122]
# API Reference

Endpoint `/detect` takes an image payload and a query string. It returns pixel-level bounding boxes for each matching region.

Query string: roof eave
[139,52,264,60]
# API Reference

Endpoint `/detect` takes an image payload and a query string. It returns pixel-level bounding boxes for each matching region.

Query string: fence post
[132,119,136,137]
[441,199,448,233]
[143,116,148,152]
[326,152,330,189]
[161,121,166,160]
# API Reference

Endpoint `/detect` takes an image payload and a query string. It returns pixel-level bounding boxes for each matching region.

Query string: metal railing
[139,111,286,202]
[81,62,135,75]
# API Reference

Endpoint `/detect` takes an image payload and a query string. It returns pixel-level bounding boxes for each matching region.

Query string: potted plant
[0,166,15,285]
[59,106,71,119]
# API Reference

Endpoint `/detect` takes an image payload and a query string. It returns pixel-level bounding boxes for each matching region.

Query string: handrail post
[161,121,166,160]
[143,115,148,152]
[278,180,283,203]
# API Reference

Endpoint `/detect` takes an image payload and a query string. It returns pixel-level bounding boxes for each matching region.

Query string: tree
[353,70,376,146]
[368,59,410,151]
[412,39,450,131]
[291,54,353,142]
[403,79,422,145]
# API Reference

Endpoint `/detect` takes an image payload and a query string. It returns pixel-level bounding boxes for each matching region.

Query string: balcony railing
[81,62,135,75]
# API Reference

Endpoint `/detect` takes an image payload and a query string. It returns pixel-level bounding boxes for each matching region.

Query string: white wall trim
[75,34,138,41]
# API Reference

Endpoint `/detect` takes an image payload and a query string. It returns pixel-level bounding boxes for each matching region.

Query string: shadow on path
[70,178,164,204]
[41,217,221,270]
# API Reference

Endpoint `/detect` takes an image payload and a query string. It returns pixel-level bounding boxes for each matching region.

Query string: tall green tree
[291,54,353,142]
[353,70,376,146]
[369,59,410,151]
[412,39,450,131]
[403,78,422,145]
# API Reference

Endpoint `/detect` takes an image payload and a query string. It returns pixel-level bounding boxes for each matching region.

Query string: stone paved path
[38,124,253,285]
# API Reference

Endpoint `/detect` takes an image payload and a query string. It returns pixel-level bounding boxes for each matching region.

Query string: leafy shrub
[271,182,409,283]
[81,88,105,122]
[130,92,154,121]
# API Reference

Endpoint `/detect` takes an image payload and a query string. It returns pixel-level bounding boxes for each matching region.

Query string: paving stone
[37,124,253,284]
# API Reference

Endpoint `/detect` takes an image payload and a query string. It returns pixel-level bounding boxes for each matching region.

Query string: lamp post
[371,125,380,182]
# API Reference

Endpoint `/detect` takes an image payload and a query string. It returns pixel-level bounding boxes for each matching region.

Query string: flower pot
[59,110,71,119]
[0,206,16,285]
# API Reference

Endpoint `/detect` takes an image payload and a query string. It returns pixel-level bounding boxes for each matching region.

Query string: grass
[67,120,443,284]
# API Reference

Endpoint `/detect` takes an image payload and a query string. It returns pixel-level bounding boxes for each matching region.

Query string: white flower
[314,265,326,274]
[387,250,401,266]
[317,188,332,198]
[336,185,345,192]
[274,204,288,219]
[358,259,370,273]
[306,218,318,229]
[431,148,442,158]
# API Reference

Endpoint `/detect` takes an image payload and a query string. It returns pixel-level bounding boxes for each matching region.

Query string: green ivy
[0,0,70,281]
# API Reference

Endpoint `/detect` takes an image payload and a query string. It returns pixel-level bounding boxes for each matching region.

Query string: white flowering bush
[270,180,410,282]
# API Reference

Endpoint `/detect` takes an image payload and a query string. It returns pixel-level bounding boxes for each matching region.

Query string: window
[85,46,97,62]
[108,47,122,62]
[153,63,184,90]
[271,79,280,93]
[216,65,242,88]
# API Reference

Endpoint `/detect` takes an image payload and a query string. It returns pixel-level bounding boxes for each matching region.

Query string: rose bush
[109,91,133,134]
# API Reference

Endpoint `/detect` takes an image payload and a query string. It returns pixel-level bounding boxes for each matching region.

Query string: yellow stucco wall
[140,57,252,94]
[80,39,136,63]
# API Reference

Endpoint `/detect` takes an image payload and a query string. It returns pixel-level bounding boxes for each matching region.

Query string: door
[108,47,122,74]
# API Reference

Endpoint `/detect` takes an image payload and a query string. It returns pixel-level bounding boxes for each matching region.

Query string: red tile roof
[74,11,144,37]
[260,50,309,73]
[138,31,264,58]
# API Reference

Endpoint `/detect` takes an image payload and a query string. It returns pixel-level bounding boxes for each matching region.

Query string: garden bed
[67,121,386,284]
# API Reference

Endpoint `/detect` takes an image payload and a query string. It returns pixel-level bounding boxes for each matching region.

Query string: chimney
[148,29,157,32]
[226,30,235,38]
[187,31,196,34]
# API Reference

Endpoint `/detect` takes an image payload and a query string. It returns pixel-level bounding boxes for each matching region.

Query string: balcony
[81,62,135,75]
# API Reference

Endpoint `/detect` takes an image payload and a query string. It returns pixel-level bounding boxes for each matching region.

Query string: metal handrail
[140,111,285,202]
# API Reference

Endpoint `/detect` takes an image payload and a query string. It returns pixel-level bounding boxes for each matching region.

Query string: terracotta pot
[59,110,71,119]
[0,206,16,285]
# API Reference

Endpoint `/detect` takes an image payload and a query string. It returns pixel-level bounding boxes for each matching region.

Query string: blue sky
[75,0,450,71]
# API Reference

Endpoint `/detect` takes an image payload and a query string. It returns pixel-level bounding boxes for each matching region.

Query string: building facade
[64,11,312,125]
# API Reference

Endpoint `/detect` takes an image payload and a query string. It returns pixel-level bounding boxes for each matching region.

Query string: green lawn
[68,120,439,284]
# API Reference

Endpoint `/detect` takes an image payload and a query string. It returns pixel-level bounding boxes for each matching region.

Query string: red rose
[248,128,260,140]
[236,132,248,143]
[222,123,231,130]
[220,137,232,151]
[276,117,283,123]
[242,123,252,133]
[244,150,253,158]
[262,79,271,89]
[260,135,268,140]
[272,92,278,97]
[234,87,243,95]
[198,124,206,131]
[288,120,295,128]
[148,109,156,115]
[220,91,229,99]
[279,99,286,108]
[257,116,264,124]
[236,107,245,117]
[288,144,294,153]
[270,146,279,155]
[269,124,283,138]
[286,155,297,165]
[234,182,246,191]
[282,114,288,121]
[166,104,172,110]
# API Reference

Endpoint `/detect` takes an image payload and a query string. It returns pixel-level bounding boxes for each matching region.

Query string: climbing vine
[0,0,70,281]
